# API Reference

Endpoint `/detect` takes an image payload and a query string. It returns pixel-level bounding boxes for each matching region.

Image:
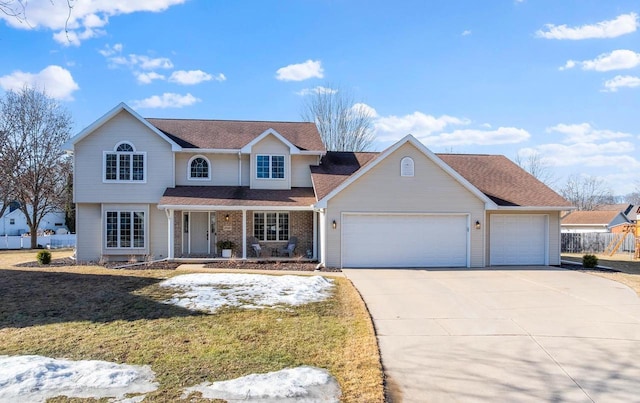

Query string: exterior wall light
[475,220,481,230]
[332,220,337,229]
[225,214,230,221]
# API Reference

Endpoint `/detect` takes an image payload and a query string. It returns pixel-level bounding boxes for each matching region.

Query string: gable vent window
[189,156,210,180]
[104,142,146,182]
[401,157,415,177]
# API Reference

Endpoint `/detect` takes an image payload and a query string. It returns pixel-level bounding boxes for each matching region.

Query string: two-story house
[64,103,572,268]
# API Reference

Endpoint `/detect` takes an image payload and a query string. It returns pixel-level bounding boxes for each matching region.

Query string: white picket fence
[0,234,76,249]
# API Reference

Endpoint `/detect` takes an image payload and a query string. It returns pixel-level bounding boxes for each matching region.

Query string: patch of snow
[159,273,334,313]
[0,355,157,403]
[182,366,341,402]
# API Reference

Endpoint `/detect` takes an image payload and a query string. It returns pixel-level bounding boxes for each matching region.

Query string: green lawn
[0,251,384,402]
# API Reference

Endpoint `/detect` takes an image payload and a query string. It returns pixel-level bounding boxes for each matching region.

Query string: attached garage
[341,213,469,268]
[490,214,548,265]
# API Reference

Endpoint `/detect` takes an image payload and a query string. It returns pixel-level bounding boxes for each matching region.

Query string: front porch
[165,209,318,261]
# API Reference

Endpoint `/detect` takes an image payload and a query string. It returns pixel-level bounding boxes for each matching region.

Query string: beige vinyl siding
[176,153,240,186]
[485,210,561,265]
[291,155,317,187]
[76,203,102,261]
[241,155,250,186]
[250,135,290,190]
[325,142,486,268]
[149,205,169,259]
[73,110,174,203]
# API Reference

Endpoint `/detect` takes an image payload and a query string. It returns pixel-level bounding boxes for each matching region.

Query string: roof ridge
[146,117,315,124]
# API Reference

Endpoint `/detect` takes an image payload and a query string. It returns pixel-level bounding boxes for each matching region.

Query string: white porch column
[242,209,247,259]
[312,210,318,260]
[166,209,174,259]
[319,209,327,267]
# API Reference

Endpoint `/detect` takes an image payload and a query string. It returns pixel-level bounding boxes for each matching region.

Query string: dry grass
[0,251,384,402]
[562,253,640,296]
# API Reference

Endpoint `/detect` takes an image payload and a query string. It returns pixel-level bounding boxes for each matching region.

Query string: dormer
[241,129,300,190]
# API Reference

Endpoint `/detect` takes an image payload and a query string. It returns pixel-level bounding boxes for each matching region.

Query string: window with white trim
[104,142,145,182]
[254,212,289,241]
[188,156,210,180]
[256,155,285,179]
[105,211,145,248]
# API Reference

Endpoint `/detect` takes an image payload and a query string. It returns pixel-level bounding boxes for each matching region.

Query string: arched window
[104,142,145,182]
[189,156,210,180]
[400,157,414,177]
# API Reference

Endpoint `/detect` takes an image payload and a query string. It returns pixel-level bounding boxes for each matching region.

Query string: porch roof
[158,186,316,209]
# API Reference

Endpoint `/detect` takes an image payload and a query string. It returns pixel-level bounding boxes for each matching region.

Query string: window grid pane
[119,154,131,181]
[266,213,277,241]
[133,212,145,247]
[116,143,134,152]
[106,212,118,247]
[132,154,144,181]
[105,154,117,180]
[253,213,265,241]
[257,155,269,178]
[120,212,131,248]
[190,157,208,178]
[272,156,284,179]
[278,213,289,240]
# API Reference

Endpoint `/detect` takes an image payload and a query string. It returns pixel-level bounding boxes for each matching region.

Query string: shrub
[216,240,235,249]
[582,254,598,269]
[37,250,52,265]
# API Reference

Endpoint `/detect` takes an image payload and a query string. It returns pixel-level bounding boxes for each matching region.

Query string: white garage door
[490,214,547,265]
[341,214,468,268]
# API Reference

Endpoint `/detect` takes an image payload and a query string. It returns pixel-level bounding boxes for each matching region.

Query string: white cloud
[135,71,166,84]
[296,86,338,96]
[421,127,530,147]
[461,30,472,36]
[0,65,79,100]
[129,55,174,70]
[352,103,378,118]
[373,111,469,142]
[536,12,638,40]
[548,123,632,143]
[98,43,123,57]
[603,75,640,92]
[562,49,640,72]
[168,70,223,85]
[99,44,174,70]
[524,141,636,167]
[0,0,187,46]
[276,60,323,81]
[131,93,200,109]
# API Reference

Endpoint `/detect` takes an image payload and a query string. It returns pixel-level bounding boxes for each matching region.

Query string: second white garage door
[341,214,469,268]
[490,214,548,265]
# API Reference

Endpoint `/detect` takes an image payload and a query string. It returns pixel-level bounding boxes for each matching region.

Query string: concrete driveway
[343,267,640,402]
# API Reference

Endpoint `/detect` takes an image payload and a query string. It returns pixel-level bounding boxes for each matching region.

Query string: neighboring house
[0,204,67,236]
[595,203,637,223]
[64,103,572,267]
[561,210,632,234]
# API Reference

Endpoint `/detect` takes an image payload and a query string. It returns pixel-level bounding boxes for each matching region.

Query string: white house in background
[0,204,67,236]
[63,102,573,267]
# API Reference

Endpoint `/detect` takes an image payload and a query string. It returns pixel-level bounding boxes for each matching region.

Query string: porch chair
[247,236,262,257]
[278,236,298,257]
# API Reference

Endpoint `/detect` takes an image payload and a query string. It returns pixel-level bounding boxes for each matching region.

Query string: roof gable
[314,135,497,208]
[63,103,181,151]
[240,129,300,154]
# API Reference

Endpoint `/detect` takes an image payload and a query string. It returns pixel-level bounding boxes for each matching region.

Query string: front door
[190,212,209,254]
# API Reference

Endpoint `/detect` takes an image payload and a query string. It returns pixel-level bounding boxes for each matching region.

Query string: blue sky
[1,0,639,195]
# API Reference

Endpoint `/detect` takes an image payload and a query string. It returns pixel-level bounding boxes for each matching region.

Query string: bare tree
[514,151,557,187]
[0,88,72,248]
[559,174,615,211]
[301,85,375,151]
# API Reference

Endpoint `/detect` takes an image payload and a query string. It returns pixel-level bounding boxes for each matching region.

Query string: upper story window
[188,156,210,180]
[104,142,145,183]
[400,157,415,177]
[256,155,285,179]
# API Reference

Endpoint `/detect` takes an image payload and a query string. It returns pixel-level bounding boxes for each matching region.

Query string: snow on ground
[0,355,158,403]
[159,273,334,313]
[182,366,341,402]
